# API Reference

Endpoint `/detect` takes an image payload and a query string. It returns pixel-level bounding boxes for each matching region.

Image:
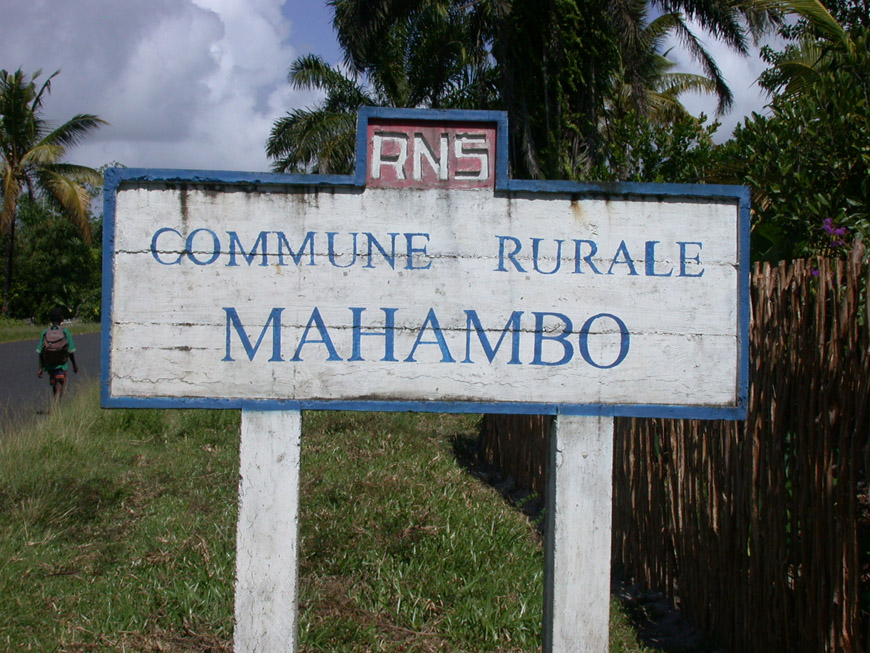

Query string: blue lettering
[222,307,283,362]
[573,239,601,274]
[364,232,399,269]
[186,229,221,266]
[495,235,525,272]
[678,242,704,277]
[462,310,523,364]
[607,240,639,276]
[578,313,630,368]
[290,307,342,361]
[405,233,432,270]
[645,241,674,277]
[531,238,563,274]
[532,312,574,366]
[219,305,632,370]
[349,307,398,361]
[227,230,270,267]
[405,308,455,363]
[151,227,183,265]
[277,231,316,266]
[327,232,358,268]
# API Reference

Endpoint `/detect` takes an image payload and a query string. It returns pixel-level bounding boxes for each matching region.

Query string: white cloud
[0,2,787,172]
[0,0,321,172]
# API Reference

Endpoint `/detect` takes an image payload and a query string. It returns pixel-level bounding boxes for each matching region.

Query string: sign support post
[234,409,302,652]
[544,415,614,652]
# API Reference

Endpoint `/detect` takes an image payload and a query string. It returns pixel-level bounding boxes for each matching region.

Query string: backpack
[42,328,69,366]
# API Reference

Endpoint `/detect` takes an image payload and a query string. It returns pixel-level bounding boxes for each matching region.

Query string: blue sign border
[102,106,750,420]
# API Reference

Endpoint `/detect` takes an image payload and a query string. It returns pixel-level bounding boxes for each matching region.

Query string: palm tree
[267,56,376,174]
[0,68,106,313]
[269,0,777,179]
[492,0,778,178]
[753,0,860,97]
[606,5,747,127]
[268,0,496,174]
[330,0,495,107]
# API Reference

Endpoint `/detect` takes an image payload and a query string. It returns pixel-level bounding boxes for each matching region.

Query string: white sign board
[102,108,749,419]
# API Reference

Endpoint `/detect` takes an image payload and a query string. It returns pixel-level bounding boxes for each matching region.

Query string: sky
[0,0,779,174]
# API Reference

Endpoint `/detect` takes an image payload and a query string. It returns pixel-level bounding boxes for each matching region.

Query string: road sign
[103,107,749,419]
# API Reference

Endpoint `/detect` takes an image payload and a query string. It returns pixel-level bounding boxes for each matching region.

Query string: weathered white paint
[108,185,741,408]
[235,409,301,652]
[543,415,614,652]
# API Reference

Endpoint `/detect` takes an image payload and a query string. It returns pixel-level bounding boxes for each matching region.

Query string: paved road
[0,331,101,424]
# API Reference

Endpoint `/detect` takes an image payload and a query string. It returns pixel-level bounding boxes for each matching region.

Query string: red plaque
[366,119,496,189]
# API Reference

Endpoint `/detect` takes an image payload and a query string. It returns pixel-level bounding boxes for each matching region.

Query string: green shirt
[37,326,76,371]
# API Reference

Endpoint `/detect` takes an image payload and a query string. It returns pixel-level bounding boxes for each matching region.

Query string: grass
[298,411,543,652]
[0,385,238,651]
[0,384,653,651]
[0,316,101,343]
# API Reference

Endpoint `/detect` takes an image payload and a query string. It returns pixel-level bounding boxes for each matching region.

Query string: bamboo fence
[478,245,870,651]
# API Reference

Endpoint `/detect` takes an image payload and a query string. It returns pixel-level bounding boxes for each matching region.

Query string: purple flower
[811,268,820,277]
[822,218,849,249]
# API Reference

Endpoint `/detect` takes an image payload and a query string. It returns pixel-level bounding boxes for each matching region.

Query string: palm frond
[33,167,94,243]
[30,69,59,114]
[20,143,64,167]
[40,114,108,150]
[778,58,822,96]
[649,72,719,122]
[742,0,848,47]
[290,54,355,92]
[607,0,649,53]
[267,108,358,174]
[748,2,851,98]
[1,162,21,234]
[670,18,734,113]
[655,70,719,95]
[643,11,683,44]
[43,162,104,187]
[663,0,749,54]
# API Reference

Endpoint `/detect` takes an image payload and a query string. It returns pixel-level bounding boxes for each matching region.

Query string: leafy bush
[590,111,723,184]
[724,26,870,261]
[4,197,101,321]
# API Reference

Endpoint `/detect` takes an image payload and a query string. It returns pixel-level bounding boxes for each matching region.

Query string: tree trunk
[2,217,15,314]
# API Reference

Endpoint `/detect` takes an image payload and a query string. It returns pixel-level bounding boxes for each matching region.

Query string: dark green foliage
[725,25,870,260]
[590,112,723,183]
[266,55,373,174]
[777,0,869,39]
[0,69,105,313]
[3,196,101,321]
[495,0,620,179]
[333,0,485,108]
[269,0,777,182]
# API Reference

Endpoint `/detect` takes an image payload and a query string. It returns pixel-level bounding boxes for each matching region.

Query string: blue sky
[0,1,776,173]
[282,1,342,64]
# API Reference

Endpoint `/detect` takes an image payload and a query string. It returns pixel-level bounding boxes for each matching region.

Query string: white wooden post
[235,409,302,652]
[543,415,614,652]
